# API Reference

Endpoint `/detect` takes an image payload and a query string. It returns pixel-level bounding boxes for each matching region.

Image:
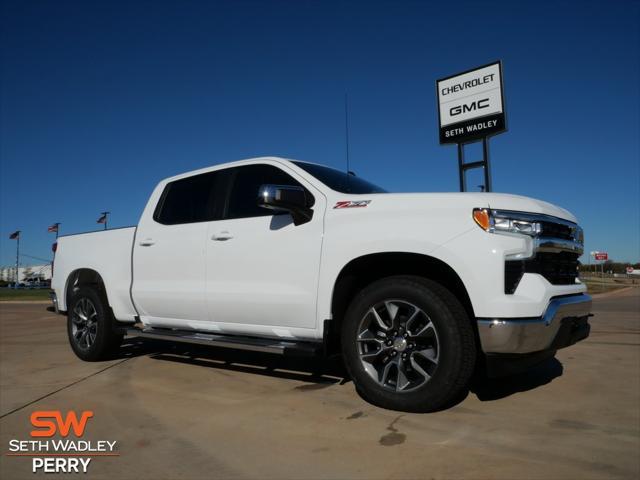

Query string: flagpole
[100,212,110,230]
[15,234,20,290]
[49,223,60,239]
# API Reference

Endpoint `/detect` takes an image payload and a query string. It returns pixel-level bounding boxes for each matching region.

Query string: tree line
[578,261,640,274]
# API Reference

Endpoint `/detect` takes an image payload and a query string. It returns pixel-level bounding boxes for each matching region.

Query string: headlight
[473,208,542,236]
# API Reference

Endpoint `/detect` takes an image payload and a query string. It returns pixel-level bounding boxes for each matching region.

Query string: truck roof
[162,156,309,184]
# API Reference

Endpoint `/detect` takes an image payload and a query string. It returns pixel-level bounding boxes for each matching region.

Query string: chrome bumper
[477,294,592,354]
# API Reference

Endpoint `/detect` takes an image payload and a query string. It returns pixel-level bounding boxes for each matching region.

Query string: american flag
[9,230,20,239]
[48,223,59,233]
[97,213,108,224]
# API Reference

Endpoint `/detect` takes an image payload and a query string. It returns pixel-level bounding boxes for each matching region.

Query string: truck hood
[347,192,578,223]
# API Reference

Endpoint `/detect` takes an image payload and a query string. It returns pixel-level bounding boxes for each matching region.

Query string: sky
[1,0,639,267]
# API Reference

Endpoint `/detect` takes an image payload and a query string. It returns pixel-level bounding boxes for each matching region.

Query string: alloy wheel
[71,297,99,350]
[356,299,440,392]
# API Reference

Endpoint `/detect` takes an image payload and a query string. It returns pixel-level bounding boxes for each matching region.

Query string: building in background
[0,264,52,283]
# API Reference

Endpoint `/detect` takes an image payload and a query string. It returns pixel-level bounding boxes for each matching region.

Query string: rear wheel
[341,276,476,412]
[67,286,123,361]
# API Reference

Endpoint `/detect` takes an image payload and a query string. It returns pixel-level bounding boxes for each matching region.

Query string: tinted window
[226,164,306,219]
[155,172,218,225]
[292,162,387,194]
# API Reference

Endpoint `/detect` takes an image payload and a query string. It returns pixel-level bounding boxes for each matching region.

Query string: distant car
[24,279,51,289]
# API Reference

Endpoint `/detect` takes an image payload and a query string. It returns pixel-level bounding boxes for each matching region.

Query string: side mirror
[257,184,313,226]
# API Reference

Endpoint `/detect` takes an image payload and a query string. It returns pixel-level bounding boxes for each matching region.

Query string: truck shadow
[118,337,348,386]
[471,357,564,401]
[114,338,564,406]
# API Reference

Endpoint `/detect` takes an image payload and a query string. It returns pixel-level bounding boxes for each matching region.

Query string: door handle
[139,239,156,247]
[211,232,233,241]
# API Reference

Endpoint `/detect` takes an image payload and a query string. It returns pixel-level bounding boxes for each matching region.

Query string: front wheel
[67,286,123,361]
[341,276,476,412]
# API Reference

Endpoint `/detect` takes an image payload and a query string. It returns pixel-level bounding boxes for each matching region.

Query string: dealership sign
[437,61,506,144]
[594,252,608,261]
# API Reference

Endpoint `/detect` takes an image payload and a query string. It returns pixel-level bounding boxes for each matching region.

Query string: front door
[205,163,325,334]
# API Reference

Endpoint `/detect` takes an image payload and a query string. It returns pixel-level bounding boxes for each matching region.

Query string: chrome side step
[125,327,322,356]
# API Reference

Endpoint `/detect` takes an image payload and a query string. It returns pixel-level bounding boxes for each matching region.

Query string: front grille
[539,221,574,240]
[527,252,580,284]
[505,252,580,294]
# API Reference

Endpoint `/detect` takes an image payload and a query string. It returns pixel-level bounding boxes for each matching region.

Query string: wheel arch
[326,252,476,354]
[65,268,109,309]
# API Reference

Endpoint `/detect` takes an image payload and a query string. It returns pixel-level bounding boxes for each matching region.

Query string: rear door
[132,170,223,327]
[205,163,325,332]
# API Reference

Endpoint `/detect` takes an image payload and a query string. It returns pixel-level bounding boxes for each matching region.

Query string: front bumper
[477,294,592,354]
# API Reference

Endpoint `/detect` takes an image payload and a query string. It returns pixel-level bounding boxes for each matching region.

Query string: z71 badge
[333,200,371,209]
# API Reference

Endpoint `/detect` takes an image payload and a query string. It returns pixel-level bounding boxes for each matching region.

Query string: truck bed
[51,227,138,321]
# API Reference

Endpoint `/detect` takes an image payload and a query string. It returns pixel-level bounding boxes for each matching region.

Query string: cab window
[154,171,220,225]
[225,164,309,220]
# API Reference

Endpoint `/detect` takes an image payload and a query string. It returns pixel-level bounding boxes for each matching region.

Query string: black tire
[67,286,123,361]
[341,275,476,412]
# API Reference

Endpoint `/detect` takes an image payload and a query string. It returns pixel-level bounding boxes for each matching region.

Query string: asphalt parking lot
[1,289,639,480]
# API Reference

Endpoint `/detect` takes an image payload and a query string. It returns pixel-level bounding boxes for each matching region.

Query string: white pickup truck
[51,157,591,412]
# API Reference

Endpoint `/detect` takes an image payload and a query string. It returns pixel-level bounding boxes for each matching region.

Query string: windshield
[292,162,387,194]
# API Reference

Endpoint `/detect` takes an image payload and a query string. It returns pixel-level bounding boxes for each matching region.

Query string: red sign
[594,253,608,261]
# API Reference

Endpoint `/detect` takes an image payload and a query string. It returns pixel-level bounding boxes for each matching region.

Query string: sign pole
[456,138,492,192]
[482,137,492,192]
[593,252,608,288]
[457,143,466,191]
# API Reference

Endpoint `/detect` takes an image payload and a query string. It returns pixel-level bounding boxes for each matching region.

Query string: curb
[0,300,52,305]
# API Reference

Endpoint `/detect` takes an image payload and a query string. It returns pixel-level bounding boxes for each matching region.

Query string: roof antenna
[344,93,352,191]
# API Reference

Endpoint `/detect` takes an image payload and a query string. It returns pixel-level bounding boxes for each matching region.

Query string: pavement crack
[0,358,131,419]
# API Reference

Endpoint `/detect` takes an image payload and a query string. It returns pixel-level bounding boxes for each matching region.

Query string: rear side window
[226,164,308,220]
[154,171,219,225]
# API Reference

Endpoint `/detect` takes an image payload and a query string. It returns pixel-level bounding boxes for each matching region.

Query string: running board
[126,327,322,357]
